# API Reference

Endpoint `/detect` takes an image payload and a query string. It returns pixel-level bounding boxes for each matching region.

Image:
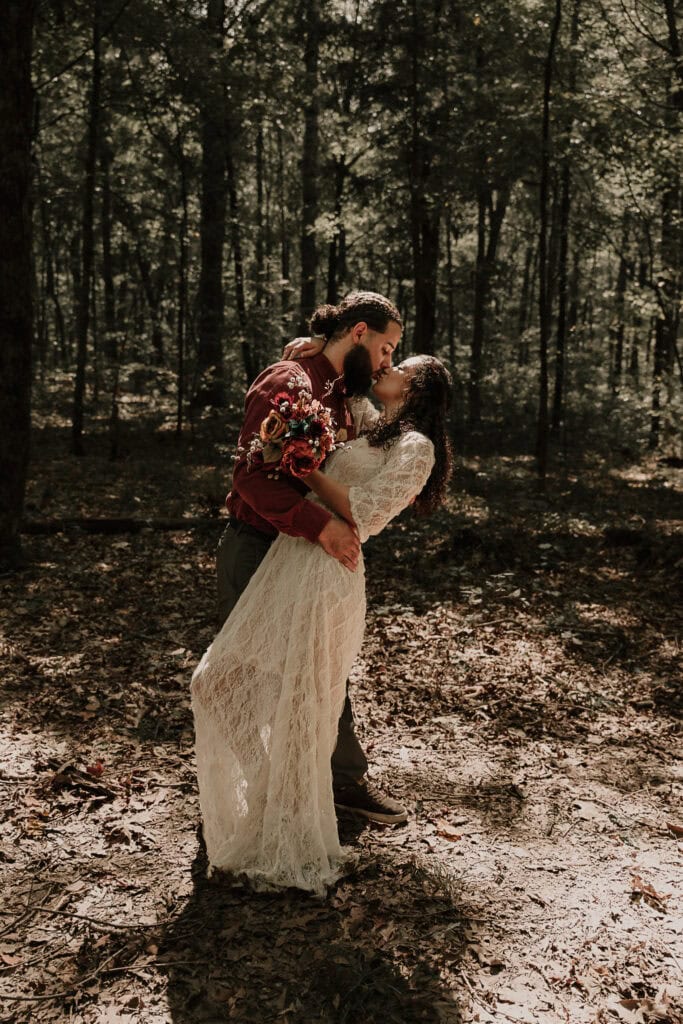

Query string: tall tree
[72,0,102,455]
[536,0,563,479]
[551,0,580,432]
[194,0,227,408]
[0,0,36,568]
[299,0,320,329]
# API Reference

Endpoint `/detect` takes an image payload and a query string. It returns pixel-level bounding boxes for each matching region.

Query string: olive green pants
[216,520,368,787]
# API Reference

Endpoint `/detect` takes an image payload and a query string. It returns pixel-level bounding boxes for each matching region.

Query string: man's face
[361,320,402,376]
[342,319,402,396]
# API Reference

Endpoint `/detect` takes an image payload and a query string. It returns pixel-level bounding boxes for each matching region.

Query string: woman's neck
[381,400,402,422]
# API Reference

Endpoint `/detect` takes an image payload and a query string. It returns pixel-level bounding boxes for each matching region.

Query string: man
[216,291,408,824]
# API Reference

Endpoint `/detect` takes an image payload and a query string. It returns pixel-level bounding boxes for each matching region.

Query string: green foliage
[30,0,682,457]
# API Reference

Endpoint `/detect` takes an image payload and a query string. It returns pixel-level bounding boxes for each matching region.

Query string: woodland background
[1,0,683,565]
[0,2,681,1023]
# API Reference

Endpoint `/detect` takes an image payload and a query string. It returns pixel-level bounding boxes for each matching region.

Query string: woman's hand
[282,336,326,360]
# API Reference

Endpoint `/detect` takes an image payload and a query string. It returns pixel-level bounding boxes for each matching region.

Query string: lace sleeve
[346,396,380,434]
[348,431,435,542]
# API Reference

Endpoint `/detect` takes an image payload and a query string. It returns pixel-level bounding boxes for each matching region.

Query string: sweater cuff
[294,500,332,543]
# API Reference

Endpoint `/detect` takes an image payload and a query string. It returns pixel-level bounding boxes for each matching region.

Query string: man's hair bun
[308,291,401,342]
[309,305,340,337]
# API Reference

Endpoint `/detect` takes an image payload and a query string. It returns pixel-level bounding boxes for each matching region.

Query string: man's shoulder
[250,359,310,389]
[245,360,312,400]
[248,355,336,400]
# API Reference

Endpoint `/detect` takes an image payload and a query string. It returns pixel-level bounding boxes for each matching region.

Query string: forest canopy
[0,0,681,566]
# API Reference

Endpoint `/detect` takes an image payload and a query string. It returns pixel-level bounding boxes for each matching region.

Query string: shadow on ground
[160,819,469,1024]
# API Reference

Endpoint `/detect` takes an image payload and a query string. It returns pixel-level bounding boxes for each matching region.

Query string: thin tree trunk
[326,156,346,304]
[299,0,320,330]
[226,129,254,382]
[518,242,534,363]
[277,127,291,322]
[536,0,562,480]
[135,239,164,365]
[408,0,439,355]
[649,318,666,447]
[654,0,682,431]
[100,136,117,361]
[72,0,102,455]
[40,200,67,368]
[446,209,456,372]
[255,120,265,308]
[470,183,508,423]
[551,0,579,433]
[611,212,629,395]
[176,157,189,438]
[469,182,487,425]
[551,162,570,429]
[0,0,35,568]
[194,0,227,408]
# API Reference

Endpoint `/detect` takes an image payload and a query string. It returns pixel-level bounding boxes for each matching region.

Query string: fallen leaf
[630,873,670,911]
[434,819,463,841]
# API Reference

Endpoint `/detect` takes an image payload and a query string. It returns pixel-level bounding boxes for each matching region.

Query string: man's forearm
[233,464,331,541]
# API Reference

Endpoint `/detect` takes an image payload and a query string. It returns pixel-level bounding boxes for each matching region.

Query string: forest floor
[1,380,682,1024]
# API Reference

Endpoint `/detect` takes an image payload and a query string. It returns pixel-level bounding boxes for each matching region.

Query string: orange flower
[259,410,287,443]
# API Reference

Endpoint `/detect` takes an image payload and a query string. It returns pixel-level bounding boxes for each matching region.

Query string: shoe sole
[334,802,408,825]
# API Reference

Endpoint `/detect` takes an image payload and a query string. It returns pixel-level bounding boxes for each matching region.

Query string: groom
[216,291,408,824]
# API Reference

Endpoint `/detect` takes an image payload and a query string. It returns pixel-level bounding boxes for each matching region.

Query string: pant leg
[331,685,369,787]
[216,522,273,627]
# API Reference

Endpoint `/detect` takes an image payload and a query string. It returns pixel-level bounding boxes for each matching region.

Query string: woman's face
[371,356,422,404]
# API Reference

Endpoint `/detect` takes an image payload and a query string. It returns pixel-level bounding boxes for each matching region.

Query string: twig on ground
[33,906,157,932]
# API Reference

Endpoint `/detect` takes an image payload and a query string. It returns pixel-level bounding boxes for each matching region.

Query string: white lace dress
[191,402,435,894]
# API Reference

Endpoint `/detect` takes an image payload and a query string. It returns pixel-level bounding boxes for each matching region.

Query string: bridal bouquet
[243,379,337,479]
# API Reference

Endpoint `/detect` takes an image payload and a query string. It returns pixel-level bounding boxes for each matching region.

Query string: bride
[191,353,452,894]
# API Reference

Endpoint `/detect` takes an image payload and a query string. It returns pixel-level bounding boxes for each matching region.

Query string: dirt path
[1,420,681,1023]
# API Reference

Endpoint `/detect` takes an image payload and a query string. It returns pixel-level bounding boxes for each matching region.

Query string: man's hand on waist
[317,518,360,572]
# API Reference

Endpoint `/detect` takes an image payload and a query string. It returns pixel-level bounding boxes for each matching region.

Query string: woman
[191,350,452,895]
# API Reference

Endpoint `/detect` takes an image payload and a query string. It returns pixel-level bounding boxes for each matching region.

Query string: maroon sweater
[226,353,356,543]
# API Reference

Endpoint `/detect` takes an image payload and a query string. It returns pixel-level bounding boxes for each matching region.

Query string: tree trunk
[226,127,254,382]
[0,0,35,569]
[326,156,347,304]
[551,162,570,429]
[408,0,439,355]
[134,238,164,365]
[277,127,291,322]
[72,0,102,455]
[653,0,683,439]
[610,211,629,395]
[536,0,562,480]
[551,0,579,433]
[194,0,227,408]
[299,0,320,330]
[176,155,189,438]
[100,136,117,361]
[469,183,487,425]
[40,197,67,368]
[255,120,265,308]
[469,183,508,424]
[446,209,456,372]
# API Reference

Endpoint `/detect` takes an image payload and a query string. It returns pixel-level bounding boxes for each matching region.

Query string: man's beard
[342,345,373,396]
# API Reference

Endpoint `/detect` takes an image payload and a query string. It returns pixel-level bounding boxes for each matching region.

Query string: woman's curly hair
[365,356,453,516]
[309,291,402,341]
